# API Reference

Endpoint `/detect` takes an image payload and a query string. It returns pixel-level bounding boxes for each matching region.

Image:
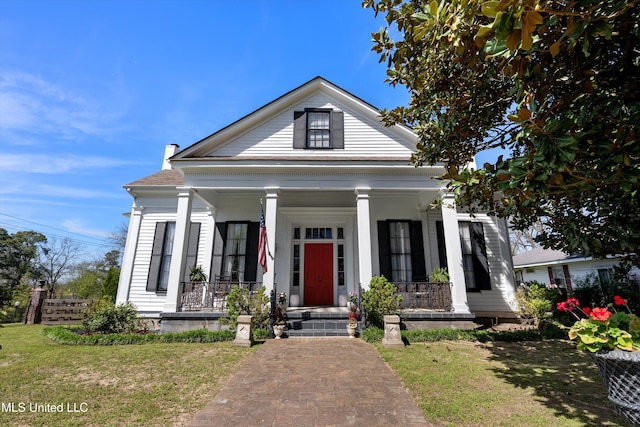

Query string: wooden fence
[40,299,92,325]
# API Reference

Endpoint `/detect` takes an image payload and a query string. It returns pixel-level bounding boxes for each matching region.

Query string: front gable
[172,77,417,162]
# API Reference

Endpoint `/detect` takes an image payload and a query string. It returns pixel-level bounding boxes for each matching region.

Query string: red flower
[582,307,592,315]
[557,298,581,312]
[590,307,612,321]
[614,295,628,306]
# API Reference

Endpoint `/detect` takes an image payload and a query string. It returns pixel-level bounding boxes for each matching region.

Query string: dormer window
[293,108,344,149]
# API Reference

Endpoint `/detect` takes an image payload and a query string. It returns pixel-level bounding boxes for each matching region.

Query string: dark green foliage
[514,282,562,330]
[361,276,403,328]
[360,326,385,343]
[81,297,141,334]
[361,325,556,344]
[221,285,270,330]
[100,267,120,302]
[572,271,640,315]
[43,326,236,345]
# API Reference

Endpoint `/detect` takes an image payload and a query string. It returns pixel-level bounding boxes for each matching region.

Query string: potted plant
[189,265,208,282]
[557,295,640,424]
[430,267,449,283]
[273,292,288,339]
[346,291,359,338]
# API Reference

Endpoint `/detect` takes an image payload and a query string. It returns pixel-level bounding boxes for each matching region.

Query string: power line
[0,221,113,249]
[0,212,111,244]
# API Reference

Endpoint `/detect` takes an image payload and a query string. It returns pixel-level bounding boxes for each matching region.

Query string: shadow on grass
[485,339,628,426]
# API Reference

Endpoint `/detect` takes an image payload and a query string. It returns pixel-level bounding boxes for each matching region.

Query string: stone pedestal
[382,315,404,348]
[232,315,254,347]
[25,286,48,324]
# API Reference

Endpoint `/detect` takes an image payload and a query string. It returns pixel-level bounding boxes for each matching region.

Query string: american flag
[258,204,267,273]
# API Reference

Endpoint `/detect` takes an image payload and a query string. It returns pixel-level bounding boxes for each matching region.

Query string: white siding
[126,197,212,315]
[207,93,414,158]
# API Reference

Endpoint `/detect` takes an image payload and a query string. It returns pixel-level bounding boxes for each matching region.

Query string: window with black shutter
[147,221,202,292]
[210,221,260,282]
[293,108,344,149]
[377,220,426,283]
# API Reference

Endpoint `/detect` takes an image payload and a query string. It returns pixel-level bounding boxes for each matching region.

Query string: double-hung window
[307,111,331,148]
[222,223,248,282]
[293,108,344,149]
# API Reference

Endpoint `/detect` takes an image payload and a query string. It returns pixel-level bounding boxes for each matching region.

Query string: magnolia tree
[363,0,639,258]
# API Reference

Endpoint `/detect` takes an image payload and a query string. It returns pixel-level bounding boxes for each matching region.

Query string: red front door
[304,243,333,305]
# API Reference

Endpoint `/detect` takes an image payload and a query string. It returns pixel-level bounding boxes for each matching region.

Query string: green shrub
[220,286,269,330]
[43,326,238,345]
[361,276,403,328]
[514,282,561,330]
[81,297,142,334]
[361,325,548,344]
[360,326,384,342]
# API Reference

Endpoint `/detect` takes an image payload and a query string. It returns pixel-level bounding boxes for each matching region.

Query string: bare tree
[510,220,544,256]
[34,237,81,298]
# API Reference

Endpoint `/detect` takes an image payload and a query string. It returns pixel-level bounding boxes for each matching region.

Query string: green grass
[0,324,256,426]
[0,324,629,426]
[376,339,627,426]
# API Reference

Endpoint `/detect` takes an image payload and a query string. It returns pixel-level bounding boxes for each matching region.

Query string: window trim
[293,108,344,150]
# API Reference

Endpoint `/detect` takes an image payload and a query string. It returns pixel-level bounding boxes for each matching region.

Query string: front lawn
[0,324,255,426]
[0,324,628,426]
[377,339,627,426]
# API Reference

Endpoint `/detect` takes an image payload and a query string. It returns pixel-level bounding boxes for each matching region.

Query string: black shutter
[435,221,448,270]
[471,222,491,290]
[244,222,259,282]
[377,221,392,280]
[331,110,344,149]
[183,222,201,282]
[410,221,427,281]
[147,222,167,291]
[210,222,227,279]
[293,111,306,149]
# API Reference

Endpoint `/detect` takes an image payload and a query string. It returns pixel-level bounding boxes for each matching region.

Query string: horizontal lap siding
[209,94,414,158]
[128,208,210,314]
[464,216,515,313]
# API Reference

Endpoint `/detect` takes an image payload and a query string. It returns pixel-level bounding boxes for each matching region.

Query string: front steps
[283,307,362,337]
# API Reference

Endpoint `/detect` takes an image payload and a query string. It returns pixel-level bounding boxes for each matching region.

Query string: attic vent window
[293,108,344,150]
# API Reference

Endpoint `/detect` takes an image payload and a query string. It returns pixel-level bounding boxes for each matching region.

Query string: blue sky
[0,0,414,259]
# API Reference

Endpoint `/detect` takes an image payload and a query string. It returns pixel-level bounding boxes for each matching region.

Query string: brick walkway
[188,338,430,427]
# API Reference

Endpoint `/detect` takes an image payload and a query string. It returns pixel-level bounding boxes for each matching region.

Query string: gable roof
[171,76,415,160]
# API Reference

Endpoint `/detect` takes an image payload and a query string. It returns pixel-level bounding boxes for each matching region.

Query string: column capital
[265,187,280,197]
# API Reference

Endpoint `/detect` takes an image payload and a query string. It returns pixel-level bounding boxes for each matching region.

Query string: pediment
[171,77,416,163]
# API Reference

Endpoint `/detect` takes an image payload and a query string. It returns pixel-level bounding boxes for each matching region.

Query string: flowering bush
[557,296,640,352]
[348,291,358,304]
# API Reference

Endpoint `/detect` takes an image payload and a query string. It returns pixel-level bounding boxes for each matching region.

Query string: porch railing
[179,281,262,312]
[394,282,453,311]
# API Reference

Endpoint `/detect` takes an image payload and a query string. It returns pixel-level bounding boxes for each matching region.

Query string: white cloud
[0,70,131,140]
[0,153,140,174]
[62,219,110,238]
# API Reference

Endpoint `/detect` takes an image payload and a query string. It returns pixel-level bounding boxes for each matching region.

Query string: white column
[355,188,373,290]
[116,203,143,304]
[440,193,471,314]
[263,188,279,294]
[202,206,216,281]
[163,188,194,312]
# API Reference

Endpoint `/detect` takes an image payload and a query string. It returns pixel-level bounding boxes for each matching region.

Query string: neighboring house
[115,76,517,331]
[512,247,637,291]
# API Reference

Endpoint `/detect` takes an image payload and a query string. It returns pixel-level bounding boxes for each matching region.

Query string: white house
[115,77,517,333]
[513,247,639,290]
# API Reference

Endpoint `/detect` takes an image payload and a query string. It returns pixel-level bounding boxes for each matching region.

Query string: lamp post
[12,301,20,323]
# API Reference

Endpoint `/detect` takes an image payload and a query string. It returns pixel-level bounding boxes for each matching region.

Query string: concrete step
[280,308,362,337]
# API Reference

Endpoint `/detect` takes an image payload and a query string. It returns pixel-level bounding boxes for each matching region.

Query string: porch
[160,280,475,334]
